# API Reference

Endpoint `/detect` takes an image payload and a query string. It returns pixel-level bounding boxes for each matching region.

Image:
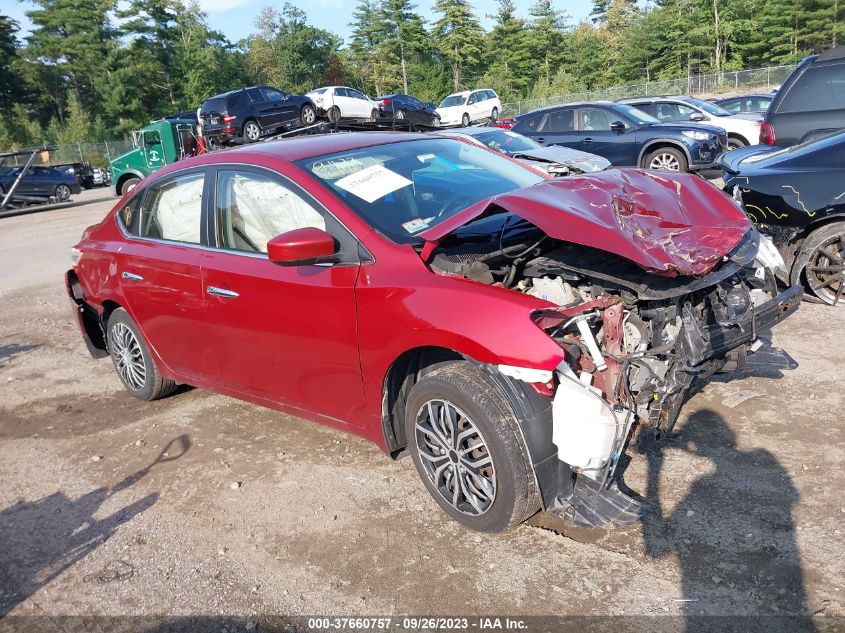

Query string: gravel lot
[0,188,842,629]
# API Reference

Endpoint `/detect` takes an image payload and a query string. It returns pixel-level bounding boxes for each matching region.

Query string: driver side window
[216,170,325,254]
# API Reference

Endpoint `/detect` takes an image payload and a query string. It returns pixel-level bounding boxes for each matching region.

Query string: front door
[142,130,166,170]
[201,166,365,425]
[116,169,215,382]
[576,107,637,166]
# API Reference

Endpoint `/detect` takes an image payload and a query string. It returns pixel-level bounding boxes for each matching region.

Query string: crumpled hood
[511,145,611,173]
[421,168,752,277]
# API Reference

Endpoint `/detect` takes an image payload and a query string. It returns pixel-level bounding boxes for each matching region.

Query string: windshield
[439,95,466,108]
[682,96,732,117]
[611,103,660,125]
[296,138,545,244]
[467,130,541,155]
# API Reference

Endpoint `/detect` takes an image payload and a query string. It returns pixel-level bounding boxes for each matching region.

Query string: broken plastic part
[575,316,607,372]
[497,364,554,384]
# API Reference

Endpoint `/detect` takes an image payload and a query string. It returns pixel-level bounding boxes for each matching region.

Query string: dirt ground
[0,190,843,629]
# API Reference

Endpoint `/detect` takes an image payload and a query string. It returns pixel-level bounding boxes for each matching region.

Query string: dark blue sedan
[0,165,82,202]
[510,101,727,173]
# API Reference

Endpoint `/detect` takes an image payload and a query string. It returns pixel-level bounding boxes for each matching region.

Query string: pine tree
[433,0,484,90]
[528,0,571,92]
[483,0,534,99]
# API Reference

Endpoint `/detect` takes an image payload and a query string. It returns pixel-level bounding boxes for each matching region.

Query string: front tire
[727,136,747,150]
[107,308,177,400]
[242,120,261,143]
[121,177,141,195]
[327,106,341,123]
[792,221,845,306]
[491,107,499,121]
[404,362,539,532]
[431,115,441,128]
[644,146,688,173]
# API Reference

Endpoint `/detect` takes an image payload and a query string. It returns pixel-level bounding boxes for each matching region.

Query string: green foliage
[3,0,845,149]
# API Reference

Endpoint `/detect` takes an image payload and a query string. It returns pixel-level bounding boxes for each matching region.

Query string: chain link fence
[0,140,136,168]
[501,64,797,117]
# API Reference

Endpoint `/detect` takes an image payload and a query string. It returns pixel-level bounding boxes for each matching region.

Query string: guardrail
[500,64,796,117]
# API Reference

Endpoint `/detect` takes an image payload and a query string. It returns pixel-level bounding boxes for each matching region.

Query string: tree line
[1,0,843,148]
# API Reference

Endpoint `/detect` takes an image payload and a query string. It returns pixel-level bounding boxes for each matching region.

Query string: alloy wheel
[302,106,316,124]
[395,109,405,120]
[414,399,496,516]
[806,233,845,306]
[649,152,680,171]
[432,116,441,128]
[110,322,147,390]
[55,184,71,201]
[244,122,260,142]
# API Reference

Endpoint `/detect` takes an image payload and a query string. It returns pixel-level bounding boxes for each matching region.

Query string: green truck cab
[110,118,200,195]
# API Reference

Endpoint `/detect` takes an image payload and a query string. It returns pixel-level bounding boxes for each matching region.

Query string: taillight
[380,99,392,106]
[223,114,236,124]
[759,121,775,145]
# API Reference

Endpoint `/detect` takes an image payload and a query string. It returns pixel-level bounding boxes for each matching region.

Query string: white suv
[619,96,762,148]
[306,86,379,122]
[436,89,501,126]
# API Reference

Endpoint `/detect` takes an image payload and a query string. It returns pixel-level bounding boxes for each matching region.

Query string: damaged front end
[423,169,802,530]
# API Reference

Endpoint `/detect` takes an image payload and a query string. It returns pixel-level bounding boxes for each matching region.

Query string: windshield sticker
[311,158,365,180]
[335,164,413,203]
[401,218,432,234]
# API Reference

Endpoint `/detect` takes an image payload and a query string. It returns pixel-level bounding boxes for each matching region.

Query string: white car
[620,96,762,148]
[435,89,502,127]
[306,86,379,122]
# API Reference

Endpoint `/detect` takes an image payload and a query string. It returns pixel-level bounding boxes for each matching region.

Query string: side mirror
[610,120,626,133]
[267,227,336,266]
[689,112,707,122]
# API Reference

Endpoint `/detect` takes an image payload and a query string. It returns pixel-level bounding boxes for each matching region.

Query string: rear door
[531,107,579,148]
[576,106,637,166]
[116,169,215,382]
[201,166,365,423]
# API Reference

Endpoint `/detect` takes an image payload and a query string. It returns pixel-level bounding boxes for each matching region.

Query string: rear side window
[778,64,845,112]
[117,193,145,235]
[541,109,574,132]
[139,172,205,244]
[247,88,263,103]
[215,170,325,253]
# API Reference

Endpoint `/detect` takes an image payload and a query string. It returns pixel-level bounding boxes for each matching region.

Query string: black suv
[200,86,318,145]
[376,94,440,126]
[761,47,845,146]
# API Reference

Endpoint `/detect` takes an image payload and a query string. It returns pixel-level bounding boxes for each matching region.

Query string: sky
[6,0,596,45]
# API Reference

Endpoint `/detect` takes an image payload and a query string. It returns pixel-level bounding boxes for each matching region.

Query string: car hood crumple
[420,168,751,277]
[511,145,611,173]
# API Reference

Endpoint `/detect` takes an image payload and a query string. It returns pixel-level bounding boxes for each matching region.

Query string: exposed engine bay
[429,221,802,486]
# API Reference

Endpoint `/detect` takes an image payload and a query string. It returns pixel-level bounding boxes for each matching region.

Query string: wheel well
[639,141,689,167]
[381,346,464,458]
[101,300,122,332]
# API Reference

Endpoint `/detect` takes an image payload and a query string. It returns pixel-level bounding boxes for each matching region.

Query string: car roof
[817,46,845,62]
[517,101,616,117]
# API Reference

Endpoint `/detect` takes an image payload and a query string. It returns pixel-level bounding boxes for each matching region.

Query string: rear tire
[431,115,441,128]
[404,361,539,533]
[395,109,406,120]
[461,113,470,126]
[327,106,341,123]
[242,120,261,143]
[644,146,688,173]
[491,107,499,121]
[369,108,379,122]
[792,221,845,306]
[55,184,71,201]
[107,308,177,400]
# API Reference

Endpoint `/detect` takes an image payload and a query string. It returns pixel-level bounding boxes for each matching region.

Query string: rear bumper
[65,270,108,359]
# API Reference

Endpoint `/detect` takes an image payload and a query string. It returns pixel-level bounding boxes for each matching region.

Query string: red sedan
[67,132,801,533]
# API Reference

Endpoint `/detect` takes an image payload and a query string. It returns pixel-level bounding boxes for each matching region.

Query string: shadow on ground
[0,435,191,616]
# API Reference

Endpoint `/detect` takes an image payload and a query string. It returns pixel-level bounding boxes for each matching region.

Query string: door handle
[121,271,143,282]
[535,137,546,144]
[582,137,594,144]
[207,286,239,298]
